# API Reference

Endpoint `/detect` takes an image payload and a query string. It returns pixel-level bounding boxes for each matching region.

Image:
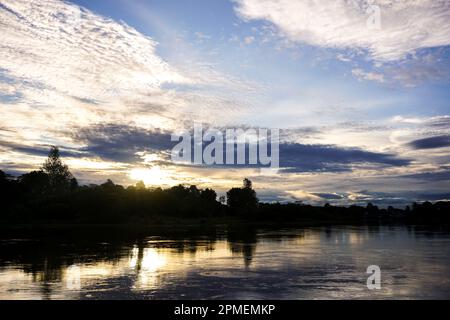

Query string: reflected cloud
[1,226,450,299]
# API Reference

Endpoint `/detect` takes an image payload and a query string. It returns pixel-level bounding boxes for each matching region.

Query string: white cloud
[0,0,190,103]
[0,82,16,95]
[386,52,450,86]
[0,0,260,177]
[391,115,450,129]
[0,0,257,126]
[194,31,211,40]
[336,53,352,62]
[244,36,255,44]
[285,190,322,202]
[234,0,450,61]
[352,68,385,83]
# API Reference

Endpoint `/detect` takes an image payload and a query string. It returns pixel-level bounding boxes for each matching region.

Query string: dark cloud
[279,143,410,173]
[70,124,411,172]
[397,170,450,181]
[408,135,450,149]
[1,123,411,175]
[279,127,322,140]
[73,124,175,162]
[259,189,450,208]
[414,192,450,201]
[312,193,345,200]
[427,116,450,128]
[0,141,81,158]
[344,190,450,207]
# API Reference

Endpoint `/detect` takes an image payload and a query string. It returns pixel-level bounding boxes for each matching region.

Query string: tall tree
[42,146,77,192]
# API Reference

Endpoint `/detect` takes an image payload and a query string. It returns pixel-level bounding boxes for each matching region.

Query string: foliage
[1,147,449,225]
[226,178,258,214]
[42,146,77,193]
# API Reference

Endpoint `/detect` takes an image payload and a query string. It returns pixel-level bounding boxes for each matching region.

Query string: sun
[129,167,171,186]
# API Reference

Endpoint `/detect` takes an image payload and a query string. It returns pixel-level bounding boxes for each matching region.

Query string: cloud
[285,190,322,202]
[382,51,450,86]
[0,81,16,95]
[234,0,450,61]
[0,0,190,104]
[0,141,55,158]
[336,53,351,62]
[311,193,345,200]
[398,170,450,182]
[194,31,211,40]
[0,0,260,173]
[244,36,255,45]
[279,143,410,173]
[387,116,450,150]
[0,0,446,205]
[407,135,450,150]
[0,0,196,148]
[425,116,450,128]
[351,55,450,86]
[73,124,175,163]
[276,188,450,207]
[352,68,384,83]
[68,124,411,173]
[391,115,450,133]
[0,0,256,124]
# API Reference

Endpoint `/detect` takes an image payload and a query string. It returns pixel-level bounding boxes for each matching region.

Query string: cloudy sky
[1,0,450,207]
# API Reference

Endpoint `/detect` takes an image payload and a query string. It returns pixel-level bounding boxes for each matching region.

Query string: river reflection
[1,225,450,299]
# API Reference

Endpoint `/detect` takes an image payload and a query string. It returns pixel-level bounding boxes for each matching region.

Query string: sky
[0,0,450,207]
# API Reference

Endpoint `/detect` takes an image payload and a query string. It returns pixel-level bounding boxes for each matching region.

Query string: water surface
[1,225,449,299]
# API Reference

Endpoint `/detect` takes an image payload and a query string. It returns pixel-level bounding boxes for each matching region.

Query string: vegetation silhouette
[1,146,449,225]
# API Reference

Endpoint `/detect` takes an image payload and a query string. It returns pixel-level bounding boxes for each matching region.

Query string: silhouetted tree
[42,146,76,193]
[189,185,200,197]
[243,178,252,189]
[19,170,49,196]
[226,178,258,214]
[200,188,217,202]
[0,170,17,211]
[0,170,7,181]
[0,170,12,191]
[135,181,146,189]
[101,179,117,192]
[366,202,380,219]
[2,161,450,225]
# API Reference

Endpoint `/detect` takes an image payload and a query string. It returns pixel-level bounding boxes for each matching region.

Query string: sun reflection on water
[1,227,450,299]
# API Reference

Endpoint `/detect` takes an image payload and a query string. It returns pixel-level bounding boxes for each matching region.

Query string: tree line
[1,146,449,224]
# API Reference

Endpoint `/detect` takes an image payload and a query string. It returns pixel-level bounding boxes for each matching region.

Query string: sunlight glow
[129,167,172,186]
[129,247,167,272]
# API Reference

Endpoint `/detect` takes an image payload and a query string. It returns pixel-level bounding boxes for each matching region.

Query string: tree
[0,170,13,190]
[200,188,217,202]
[243,178,252,189]
[226,178,258,214]
[101,179,117,192]
[135,181,146,189]
[19,170,49,195]
[189,185,200,197]
[42,146,77,192]
[0,170,17,209]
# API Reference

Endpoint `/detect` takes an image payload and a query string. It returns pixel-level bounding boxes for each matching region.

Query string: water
[1,225,450,300]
